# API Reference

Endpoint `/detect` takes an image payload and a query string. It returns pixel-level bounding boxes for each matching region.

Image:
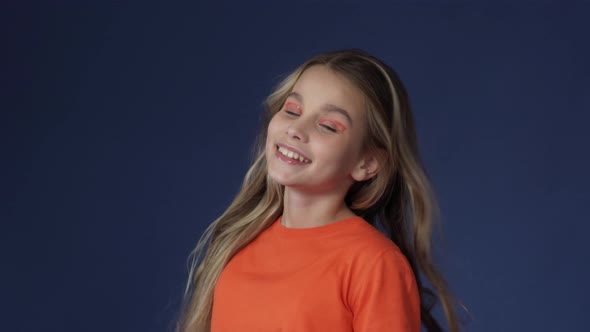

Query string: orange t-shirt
[211,215,420,332]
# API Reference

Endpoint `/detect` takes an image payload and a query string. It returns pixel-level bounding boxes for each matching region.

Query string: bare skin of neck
[281,186,357,229]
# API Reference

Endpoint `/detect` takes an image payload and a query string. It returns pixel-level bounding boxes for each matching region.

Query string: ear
[351,153,380,182]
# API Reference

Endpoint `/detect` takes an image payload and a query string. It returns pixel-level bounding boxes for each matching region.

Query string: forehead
[291,65,366,119]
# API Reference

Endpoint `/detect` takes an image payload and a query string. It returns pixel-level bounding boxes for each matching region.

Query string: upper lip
[276,143,311,161]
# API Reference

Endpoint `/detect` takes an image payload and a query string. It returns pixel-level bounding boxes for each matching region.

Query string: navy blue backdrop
[4,1,589,331]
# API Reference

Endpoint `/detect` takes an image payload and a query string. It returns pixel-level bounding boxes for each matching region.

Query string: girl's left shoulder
[331,218,411,275]
[344,217,404,256]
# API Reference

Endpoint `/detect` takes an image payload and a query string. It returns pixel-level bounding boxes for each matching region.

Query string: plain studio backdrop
[2,1,589,331]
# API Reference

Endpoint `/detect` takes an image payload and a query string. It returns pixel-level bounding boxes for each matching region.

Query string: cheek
[267,114,284,137]
[265,115,281,146]
[316,139,360,167]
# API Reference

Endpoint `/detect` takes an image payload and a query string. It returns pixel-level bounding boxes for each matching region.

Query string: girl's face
[266,65,374,194]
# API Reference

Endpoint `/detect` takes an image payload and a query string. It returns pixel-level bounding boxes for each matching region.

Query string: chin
[267,169,293,187]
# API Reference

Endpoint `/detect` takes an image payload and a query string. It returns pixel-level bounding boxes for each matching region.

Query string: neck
[281,187,356,229]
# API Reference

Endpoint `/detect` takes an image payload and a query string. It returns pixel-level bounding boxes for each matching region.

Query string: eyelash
[320,124,337,132]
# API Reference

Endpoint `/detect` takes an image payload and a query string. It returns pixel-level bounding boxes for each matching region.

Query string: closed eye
[320,124,337,132]
[284,101,302,116]
[319,119,347,132]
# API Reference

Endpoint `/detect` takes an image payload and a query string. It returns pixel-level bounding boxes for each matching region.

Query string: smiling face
[265,65,377,194]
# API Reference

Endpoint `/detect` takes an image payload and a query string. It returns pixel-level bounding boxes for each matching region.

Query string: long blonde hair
[176,49,461,332]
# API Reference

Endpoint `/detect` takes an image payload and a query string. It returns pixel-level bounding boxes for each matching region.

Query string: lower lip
[275,149,308,165]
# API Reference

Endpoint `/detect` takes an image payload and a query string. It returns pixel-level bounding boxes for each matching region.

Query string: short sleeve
[348,249,421,332]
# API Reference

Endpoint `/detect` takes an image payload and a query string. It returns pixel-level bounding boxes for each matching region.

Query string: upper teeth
[278,146,308,163]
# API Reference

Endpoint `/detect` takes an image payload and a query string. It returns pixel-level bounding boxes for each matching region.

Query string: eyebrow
[288,91,354,126]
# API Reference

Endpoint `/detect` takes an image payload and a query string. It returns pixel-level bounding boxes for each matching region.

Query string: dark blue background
[4,1,589,331]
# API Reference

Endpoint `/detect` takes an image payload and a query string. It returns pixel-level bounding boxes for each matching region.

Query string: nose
[286,119,309,142]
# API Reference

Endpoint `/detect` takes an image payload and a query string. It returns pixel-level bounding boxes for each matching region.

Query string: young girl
[176,49,460,332]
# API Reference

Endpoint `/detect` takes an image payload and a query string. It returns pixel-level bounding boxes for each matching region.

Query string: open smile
[275,144,311,164]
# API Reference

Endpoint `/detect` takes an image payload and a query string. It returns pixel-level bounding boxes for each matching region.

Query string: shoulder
[336,218,416,289]
[342,220,421,331]
[340,217,406,259]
